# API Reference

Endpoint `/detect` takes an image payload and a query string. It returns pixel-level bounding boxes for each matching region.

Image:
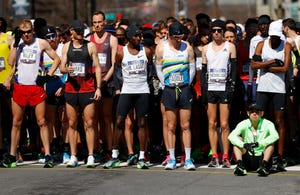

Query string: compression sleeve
[230,58,237,82]
[189,62,196,85]
[156,65,164,85]
[113,63,123,91]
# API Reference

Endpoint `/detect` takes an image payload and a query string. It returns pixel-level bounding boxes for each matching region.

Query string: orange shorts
[13,83,47,107]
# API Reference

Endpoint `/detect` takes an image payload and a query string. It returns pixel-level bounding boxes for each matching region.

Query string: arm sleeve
[228,122,246,149]
[155,65,164,85]
[229,58,237,82]
[258,121,279,147]
[189,62,196,85]
[201,63,207,90]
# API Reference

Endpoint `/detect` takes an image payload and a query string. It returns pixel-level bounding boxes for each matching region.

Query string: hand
[36,74,52,87]
[13,29,22,48]
[273,59,284,67]
[243,142,259,155]
[226,79,235,93]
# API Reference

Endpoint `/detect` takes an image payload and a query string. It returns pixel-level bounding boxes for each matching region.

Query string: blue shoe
[184,158,195,171]
[127,154,137,166]
[63,152,70,164]
[164,158,176,170]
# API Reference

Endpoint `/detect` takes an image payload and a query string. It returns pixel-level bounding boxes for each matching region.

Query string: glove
[247,84,253,103]
[288,78,296,96]
[226,79,235,93]
[36,74,52,87]
[13,29,22,48]
[243,142,259,155]
[272,59,284,67]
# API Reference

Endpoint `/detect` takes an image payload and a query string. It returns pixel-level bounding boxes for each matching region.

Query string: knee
[36,118,47,127]
[208,121,217,130]
[181,121,190,131]
[116,118,125,131]
[220,123,229,133]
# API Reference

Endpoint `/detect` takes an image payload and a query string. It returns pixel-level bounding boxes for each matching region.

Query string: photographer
[228,103,279,176]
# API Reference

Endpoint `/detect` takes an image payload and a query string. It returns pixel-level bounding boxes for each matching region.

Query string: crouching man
[228,103,279,176]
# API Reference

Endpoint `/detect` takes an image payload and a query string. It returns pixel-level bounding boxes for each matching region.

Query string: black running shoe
[234,161,247,176]
[44,155,54,168]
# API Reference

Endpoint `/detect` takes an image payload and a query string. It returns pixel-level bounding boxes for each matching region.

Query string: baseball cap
[211,19,226,30]
[247,103,263,112]
[42,25,56,35]
[168,22,184,36]
[126,25,142,39]
[268,20,283,37]
[258,15,271,25]
[70,20,85,30]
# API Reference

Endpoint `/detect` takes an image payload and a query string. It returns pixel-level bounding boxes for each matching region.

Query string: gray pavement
[0,161,300,195]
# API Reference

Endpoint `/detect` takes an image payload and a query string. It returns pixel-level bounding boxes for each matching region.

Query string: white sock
[185,148,191,160]
[112,149,119,158]
[169,148,175,160]
[139,151,145,160]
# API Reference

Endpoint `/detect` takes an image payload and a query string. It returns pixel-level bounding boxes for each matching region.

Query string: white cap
[268,19,283,37]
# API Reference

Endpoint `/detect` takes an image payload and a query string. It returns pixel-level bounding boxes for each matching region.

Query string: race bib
[20,49,37,64]
[169,72,184,85]
[0,57,5,70]
[128,60,145,75]
[208,68,226,83]
[196,57,202,70]
[70,63,85,77]
[98,53,107,67]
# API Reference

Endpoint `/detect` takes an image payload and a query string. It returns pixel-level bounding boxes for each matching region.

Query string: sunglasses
[212,29,223,33]
[20,29,32,35]
[171,34,183,38]
[45,33,57,40]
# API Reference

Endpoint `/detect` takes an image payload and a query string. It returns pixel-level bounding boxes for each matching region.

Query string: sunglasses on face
[249,109,261,114]
[20,29,32,35]
[212,28,222,33]
[45,33,57,40]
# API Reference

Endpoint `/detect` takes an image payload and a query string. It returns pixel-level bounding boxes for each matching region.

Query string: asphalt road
[0,161,300,195]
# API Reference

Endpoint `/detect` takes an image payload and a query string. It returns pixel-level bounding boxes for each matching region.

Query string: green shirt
[228,118,279,156]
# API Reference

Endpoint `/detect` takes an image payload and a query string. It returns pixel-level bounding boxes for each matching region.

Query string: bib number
[0,57,5,70]
[169,72,184,85]
[70,63,85,77]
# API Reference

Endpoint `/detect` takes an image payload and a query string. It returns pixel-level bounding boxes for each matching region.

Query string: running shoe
[103,158,120,169]
[276,157,287,172]
[180,155,186,167]
[1,154,17,168]
[66,155,78,168]
[257,165,269,176]
[44,155,54,168]
[17,151,23,163]
[161,155,170,166]
[164,158,176,170]
[127,154,137,166]
[234,161,247,176]
[137,159,149,169]
[208,157,219,167]
[87,155,95,168]
[222,158,231,168]
[184,158,196,171]
[62,152,71,164]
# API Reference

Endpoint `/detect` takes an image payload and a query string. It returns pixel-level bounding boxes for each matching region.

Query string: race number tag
[98,53,107,67]
[169,72,184,85]
[71,63,85,77]
[0,57,5,70]
[128,60,145,75]
[208,68,226,83]
[20,49,37,63]
[196,57,202,70]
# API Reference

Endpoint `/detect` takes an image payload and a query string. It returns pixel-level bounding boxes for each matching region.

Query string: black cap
[211,19,226,30]
[126,25,142,39]
[70,20,85,30]
[247,103,263,112]
[258,15,271,25]
[169,22,184,36]
[42,25,56,35]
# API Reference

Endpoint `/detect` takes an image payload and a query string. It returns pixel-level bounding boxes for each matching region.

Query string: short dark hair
[0,17,7,32]
[92,11,106,20]
[282,18,296,31]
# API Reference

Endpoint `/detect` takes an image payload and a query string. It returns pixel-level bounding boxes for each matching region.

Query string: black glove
[272,59,284,67]
[247,84,253,103]
[288,78,296,96]
[243,142,259,155]
[13,29,22,48]
[36,74,52,87]
[226,79,235,93]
